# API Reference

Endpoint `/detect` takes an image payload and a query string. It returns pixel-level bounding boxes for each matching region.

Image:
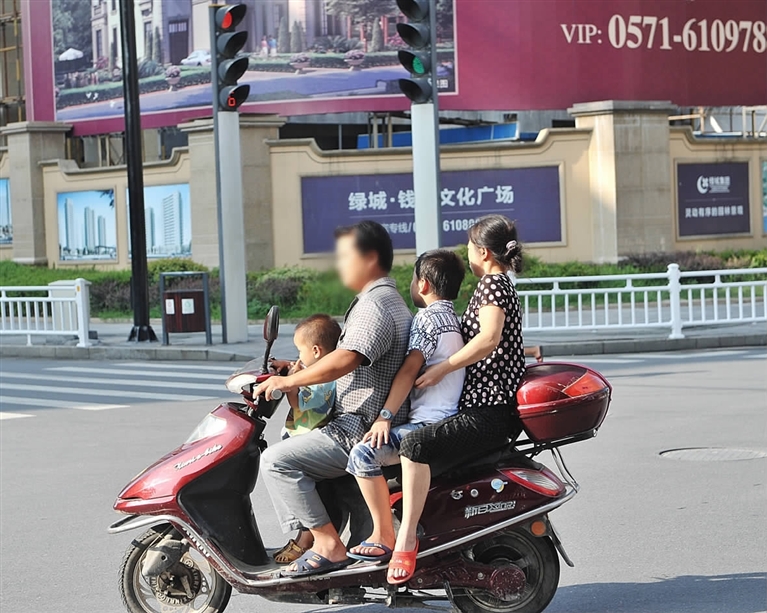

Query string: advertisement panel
[57,189,117,261]
[763,160,767,234]
[127,184,192,258]
[24,0,767,135]
[301,166,562,254]
[677,162,750,238]
[0,179,11,245]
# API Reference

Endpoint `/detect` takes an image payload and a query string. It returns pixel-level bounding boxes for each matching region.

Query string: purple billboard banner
[301,167,562,254]
[677,162,751,237]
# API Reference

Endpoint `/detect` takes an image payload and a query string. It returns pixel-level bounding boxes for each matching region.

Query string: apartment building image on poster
[0,179,11,245]
[57,190,117,261]
[131,184,191,258]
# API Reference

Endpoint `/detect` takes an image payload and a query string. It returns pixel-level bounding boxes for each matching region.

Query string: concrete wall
[268,129,595,268]
[669,128,767,251]
[0,146,10,261]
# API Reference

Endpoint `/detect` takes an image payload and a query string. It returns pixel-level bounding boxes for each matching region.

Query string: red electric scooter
[109,306,612,613]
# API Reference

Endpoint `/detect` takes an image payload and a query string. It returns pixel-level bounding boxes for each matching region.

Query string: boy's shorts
[346,422,424,478]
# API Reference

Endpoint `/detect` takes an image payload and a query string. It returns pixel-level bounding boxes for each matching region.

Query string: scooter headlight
[185,414,227,444]
[226,373,257,394]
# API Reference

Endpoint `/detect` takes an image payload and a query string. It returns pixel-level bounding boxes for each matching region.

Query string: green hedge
[1,248,764,321]
[56,68,210,110]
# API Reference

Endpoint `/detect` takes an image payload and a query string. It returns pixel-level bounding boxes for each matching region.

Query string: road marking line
[0,383,212,402]
[47,366,225,381]
[1,372,227,393]
[0,396,129,411]
[631,350,748,359]
[0,411,35,420]
[573,358,644,364]
[123,362,241,372]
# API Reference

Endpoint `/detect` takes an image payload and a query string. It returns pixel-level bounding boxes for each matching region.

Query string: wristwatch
[379,409,394,421]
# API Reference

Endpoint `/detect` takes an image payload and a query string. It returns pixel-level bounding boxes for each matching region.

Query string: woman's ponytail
[468,215,523,274]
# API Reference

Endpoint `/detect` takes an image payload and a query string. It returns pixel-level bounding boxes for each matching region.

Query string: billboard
[57,189,117,261]
[301,166,562,254]
[0,179,11,245]
[127,184,192,259]
[24,0,767,135]
[676,162,750,238]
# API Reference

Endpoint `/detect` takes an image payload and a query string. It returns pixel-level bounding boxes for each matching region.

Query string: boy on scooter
[270,314,342,563]
[345,249,466,563]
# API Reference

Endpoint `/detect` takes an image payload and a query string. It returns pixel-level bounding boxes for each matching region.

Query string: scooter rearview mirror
[263,306,280,343]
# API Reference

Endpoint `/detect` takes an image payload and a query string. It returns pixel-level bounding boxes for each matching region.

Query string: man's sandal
[281,550,352,578]
[348,541,393,563]
[387,541,419,585]
[272,539,306,564]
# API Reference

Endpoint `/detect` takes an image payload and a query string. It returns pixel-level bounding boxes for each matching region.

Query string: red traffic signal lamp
[212,4,250,112]
[396,0,435,104]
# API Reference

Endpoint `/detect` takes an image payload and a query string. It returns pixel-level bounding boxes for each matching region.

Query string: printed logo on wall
[127,184,192,259]
[301,167,562,254]
[57,189,117,261]
[0,178,11,246]
[677,162,750,238]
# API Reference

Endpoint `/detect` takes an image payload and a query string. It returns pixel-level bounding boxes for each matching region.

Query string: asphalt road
[1,349,766,613]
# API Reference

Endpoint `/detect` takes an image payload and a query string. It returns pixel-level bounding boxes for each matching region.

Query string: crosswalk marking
[0,396,129,411]
[0,382,212,402]
[0,411,34,420]
[48,366,226,381]
[0,372,228,393]
[124,362,242,372]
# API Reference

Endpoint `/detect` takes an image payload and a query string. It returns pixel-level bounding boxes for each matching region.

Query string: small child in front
[345,249,466,562]
[272,314,341,563]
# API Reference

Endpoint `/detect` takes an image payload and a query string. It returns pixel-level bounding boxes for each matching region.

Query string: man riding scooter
[255,220,413,577]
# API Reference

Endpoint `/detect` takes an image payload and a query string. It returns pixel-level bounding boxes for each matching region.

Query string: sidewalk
[1,319,764,361]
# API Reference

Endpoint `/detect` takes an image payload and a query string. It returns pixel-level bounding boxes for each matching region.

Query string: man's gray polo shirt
[322,277,412,452]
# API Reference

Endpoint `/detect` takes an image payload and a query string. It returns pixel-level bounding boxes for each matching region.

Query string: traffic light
[396,0,435,104]
[212,4,250,111]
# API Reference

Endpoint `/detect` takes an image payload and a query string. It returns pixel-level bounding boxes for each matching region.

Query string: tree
[290,21,305,53]
[436,0,455,40]
[153,26,163,64]
[277,16,290,54]
[145,29,153,60]
[326,0,396,29]
[370,20,384,52]
[52,0,93,59]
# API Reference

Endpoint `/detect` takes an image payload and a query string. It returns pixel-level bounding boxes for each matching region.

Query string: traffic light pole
[412,0,442,253]
[209,5,249,344]
[119,0,157,342]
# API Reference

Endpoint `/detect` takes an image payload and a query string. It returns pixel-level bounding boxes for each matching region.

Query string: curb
[541,333,766,357]
[2,334,764,361]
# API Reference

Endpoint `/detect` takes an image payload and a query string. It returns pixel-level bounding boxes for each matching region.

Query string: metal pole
[120,0,157,342]
[412,0,442,254]
[209,5,248,344]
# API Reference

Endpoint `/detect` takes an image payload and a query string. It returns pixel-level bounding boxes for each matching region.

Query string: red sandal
[387,540,419,585]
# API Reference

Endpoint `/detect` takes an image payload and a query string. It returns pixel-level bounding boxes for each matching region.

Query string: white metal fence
[0,279,91,347]
[515,264,767,339]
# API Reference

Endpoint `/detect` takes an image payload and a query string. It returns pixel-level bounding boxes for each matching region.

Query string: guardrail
[515,264,767,339]
[0,279,91,347]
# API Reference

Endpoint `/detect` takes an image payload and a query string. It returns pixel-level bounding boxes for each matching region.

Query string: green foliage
[3,249,765,321]
[153,26,163,64]
[137,59,163,79]
[277,17,291,54]
[326,0,397,25]
[370,20,384,52]
[51,0,92,59]
[290,21,305,53]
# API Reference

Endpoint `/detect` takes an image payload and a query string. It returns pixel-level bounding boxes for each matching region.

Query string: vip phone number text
[561,16,767,53]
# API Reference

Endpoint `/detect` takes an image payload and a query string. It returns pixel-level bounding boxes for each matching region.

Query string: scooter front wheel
[449,528,559,613]
[119,524,232,613]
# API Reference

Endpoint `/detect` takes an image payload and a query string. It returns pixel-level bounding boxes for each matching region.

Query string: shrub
[370,21,384,52]
[138,59,163,78]
[148,258,208,283]
[277,16,290,54]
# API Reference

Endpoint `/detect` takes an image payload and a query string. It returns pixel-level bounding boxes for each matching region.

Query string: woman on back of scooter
[387,214,527,585]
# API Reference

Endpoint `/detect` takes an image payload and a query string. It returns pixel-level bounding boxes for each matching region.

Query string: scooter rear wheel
[449,528,559,613]
[119,524,232,613]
